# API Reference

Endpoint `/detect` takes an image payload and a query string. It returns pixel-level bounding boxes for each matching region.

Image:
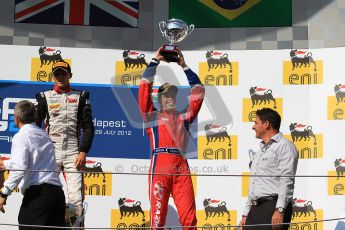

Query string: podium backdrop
[0,44,344,229]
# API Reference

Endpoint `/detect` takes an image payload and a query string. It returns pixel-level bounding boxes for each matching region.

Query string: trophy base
[160,45,179,62]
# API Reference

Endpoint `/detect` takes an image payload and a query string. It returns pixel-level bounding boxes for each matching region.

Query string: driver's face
[53,70,71,88]
[161,92,176,112]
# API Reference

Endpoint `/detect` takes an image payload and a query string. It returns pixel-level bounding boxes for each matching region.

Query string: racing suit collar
[160,109,177,116]
[53,84,71,94]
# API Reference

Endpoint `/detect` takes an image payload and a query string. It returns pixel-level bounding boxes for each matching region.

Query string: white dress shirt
[243,132,299,216]
[2,123,62,196]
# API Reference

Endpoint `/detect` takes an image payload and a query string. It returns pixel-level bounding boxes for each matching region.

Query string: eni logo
[196,197,237,229]
[2,156,19,193]
[203,198,230,221]
[242,86,283,122]
[31,47,71,82]
[114,50,148,86]
[283,49,323,85]
[285,123,323,159]
[290,198,323,230]
[111,197,149,229]
[199,50,239,86]
[118,198,145,220]
[198,124,238,160]
[327,84,345,120]
[328,158,345,195]
[83,160,112,196]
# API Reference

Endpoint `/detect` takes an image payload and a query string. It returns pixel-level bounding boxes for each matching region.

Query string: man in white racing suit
[36,61,94,227]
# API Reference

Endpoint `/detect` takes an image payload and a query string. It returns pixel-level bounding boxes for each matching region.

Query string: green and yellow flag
[169,0,292,27]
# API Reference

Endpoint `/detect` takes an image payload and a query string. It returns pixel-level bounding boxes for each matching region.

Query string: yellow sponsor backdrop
[327,96,345,120]
[110,209,150,229]
[115,61,145,85]
[290,210,323,230]
[283,60,323,85]
[3,171,112,196]
[284,134,323,159]
[84,172,112,196]
[1,170,19,193]
[192,172,197,196]
[242,172,250,197]
[196,210,237,229]
[327,171,345,196]
[198,135,238,160]
[2,171,113,196]
[30,58,72,82]
[242,98,283,122]
[199,62,239,86]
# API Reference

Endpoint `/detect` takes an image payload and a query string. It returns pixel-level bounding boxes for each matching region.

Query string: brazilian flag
[169,0,292,27]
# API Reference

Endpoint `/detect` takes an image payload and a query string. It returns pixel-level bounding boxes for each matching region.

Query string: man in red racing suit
[138,48,205,229]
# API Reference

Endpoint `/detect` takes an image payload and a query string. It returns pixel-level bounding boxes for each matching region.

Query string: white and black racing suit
[36,86,94,207]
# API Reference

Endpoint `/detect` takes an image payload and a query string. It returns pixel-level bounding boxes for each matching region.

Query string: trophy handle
[159,21,167,36]
[186,24,194,37]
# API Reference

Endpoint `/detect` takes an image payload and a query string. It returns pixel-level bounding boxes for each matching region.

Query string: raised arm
[184,69,205,123]
[138,60,159,120]
[139,47,167,121]
[175,48,205,123]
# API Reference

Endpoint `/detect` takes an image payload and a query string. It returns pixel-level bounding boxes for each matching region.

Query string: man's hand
[0,197,6,213]
[239,216,247,230]
[272,210,284,230]
[75,152,86,171]
[155,46,168,62]
[175,48,187,68]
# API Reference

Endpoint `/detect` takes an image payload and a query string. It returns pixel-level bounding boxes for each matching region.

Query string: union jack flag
[15,0,139,27]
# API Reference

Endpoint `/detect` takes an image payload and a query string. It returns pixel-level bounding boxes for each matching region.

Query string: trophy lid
[159,18,194,45]
[166,18,187,30]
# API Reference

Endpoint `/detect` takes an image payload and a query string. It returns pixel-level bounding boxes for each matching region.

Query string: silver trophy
[159,18,194,62]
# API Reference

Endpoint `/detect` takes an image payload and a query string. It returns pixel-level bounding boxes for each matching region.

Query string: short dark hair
[256,108,281,131]
[14,100,36,124]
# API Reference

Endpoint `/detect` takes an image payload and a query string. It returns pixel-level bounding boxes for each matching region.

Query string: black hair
[255,108,281,131]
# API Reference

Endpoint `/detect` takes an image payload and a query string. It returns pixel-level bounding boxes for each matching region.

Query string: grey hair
[14,100,36,124]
